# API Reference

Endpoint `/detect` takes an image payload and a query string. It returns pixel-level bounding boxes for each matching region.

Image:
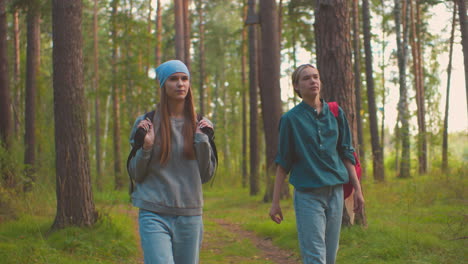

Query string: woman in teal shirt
[269,64,364,264]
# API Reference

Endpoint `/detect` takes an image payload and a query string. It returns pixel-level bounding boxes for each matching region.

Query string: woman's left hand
[196,119,213,134]
[353,190,365,213]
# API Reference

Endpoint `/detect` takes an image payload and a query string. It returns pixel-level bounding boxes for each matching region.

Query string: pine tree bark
[259,0,283,202]
[155,0,162,67]
[410,0,426,174]
[52,0,97,229]
[378,3,387,173]
[0,0,14,187]
[146,0,152,72]
[12,10,21,137]
[288,3,298,105]
[242,1,248,188]
[24,2,40,191]
[362,0,384,181]
[455,0,468,115]
[352,0,365,176]
[443,3,457,172]
[111,0,123,189]
[394,0,411,178]
[183,0,191,69]
[93,0,102,191]
[246,0,259,195]
[0,0,12,149]
[197,0,205,115]
[314,0,366,226]
[174,0,185,62]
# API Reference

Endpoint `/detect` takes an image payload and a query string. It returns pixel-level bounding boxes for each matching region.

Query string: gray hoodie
[128,114,217,216]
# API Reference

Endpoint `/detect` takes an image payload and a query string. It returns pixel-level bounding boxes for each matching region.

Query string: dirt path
[120,204,299,263]
[117,204,144,264]
[202,218,300,264]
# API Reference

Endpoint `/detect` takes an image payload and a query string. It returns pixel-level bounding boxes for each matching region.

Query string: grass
[215,172,468,264]
[0,185,140,264]
[0,170,466,263]
[202,171,467,264]
[200,219,275,263]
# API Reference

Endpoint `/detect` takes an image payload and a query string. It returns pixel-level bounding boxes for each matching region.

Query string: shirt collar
[299,99,330,116]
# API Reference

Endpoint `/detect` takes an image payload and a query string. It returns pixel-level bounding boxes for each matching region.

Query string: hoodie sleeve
[194,118,217,184]
[129,115,153,183]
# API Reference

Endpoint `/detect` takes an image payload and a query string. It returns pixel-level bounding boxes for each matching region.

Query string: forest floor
[121,203,300,264]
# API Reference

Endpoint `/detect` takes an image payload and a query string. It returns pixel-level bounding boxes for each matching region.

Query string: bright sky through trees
[154,0,467,133]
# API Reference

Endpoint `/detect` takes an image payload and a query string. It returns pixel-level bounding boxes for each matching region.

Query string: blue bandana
[155,60,190,88]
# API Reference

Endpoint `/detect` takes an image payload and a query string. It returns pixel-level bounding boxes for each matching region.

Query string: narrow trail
[120,204,300,263]
[118,204,144,264]
[205,218,300,264]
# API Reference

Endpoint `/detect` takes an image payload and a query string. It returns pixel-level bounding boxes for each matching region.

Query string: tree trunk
[155,0,162,67]
[24,4,40,191]
[174,0,185,61]
[146,0,152,72]
[242,1,248,188]
[314,0,366,226]
[93,0,102,191]
[197,0,205,115]
[352,0,365,176]
[394,0,411,178]
[456,0,468,115]
[246,0,259,195]
[52,0,97,229]
[379,3,387,175]
[12,9,21,137]
[183,0,191,69]
[443,3,457,172]
[362,0,384,181]
[259,0,283,202]
[278,0,283,44]
[288,4,298,105]
[0,0,12,149]
[111,0,123,189]
[220,59,231,171]
[124,0,134,119]
[410,0,426,174]
[155,0,162,99]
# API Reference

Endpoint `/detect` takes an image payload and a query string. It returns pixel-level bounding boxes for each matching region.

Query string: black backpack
[126,110,218,193]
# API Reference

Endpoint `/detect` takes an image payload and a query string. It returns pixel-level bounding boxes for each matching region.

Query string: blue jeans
[294,185,344,264]
[138,209,203,264]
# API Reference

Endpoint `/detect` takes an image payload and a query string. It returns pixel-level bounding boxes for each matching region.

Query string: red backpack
[327,102,362,200]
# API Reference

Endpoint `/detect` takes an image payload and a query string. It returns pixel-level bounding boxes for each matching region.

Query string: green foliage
[0,185,139,264]
[338,173,466,263]
[1,163,466,263]
[203,171,467,264]
[0,214,138,264]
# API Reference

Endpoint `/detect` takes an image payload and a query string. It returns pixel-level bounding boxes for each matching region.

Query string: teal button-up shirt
[275,100,356,190]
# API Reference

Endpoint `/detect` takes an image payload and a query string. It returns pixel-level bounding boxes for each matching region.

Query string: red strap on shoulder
[327,102,339,117]
[327,101,361,200]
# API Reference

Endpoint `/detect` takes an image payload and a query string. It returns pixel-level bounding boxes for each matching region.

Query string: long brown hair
[158,82,197,165]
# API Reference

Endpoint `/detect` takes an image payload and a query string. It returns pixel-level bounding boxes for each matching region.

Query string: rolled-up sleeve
[129,115,152,182]
[275,116,294,173]
[337,107,356,165]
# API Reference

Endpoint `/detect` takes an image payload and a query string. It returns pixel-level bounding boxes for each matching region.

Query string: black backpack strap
[197,114,218,163]
[127,110,156,194]
[197,114,218,186]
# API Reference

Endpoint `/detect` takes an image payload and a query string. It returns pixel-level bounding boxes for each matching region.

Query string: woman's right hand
[269,203,283,224]
[137,118,155,150]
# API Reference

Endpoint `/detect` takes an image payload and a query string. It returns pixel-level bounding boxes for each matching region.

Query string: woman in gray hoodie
[128,60,217,264]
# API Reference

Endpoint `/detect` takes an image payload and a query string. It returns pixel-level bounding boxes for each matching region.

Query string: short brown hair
[291,64,316,98]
